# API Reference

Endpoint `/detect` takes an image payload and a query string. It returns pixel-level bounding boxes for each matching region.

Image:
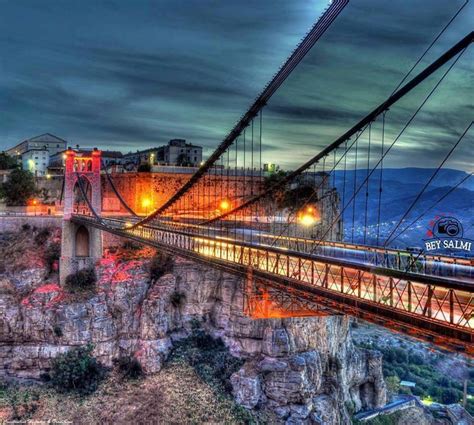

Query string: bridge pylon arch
[60,148,103,285]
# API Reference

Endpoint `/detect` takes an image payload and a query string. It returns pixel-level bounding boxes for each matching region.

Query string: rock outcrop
[0,240,386,423]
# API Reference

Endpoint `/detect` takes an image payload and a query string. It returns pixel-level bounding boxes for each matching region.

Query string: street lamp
[219,199,231,211]
[141,197,151,214]
[297,205,319,226]
[32,199,38,216]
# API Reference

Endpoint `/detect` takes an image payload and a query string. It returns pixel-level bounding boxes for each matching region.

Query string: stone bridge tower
[59,148,103,285]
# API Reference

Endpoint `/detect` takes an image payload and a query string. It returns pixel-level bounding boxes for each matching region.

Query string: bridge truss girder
[72,215,474,356]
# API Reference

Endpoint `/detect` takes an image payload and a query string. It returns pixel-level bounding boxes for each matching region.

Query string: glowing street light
[297,205,319,226]
[219,199,231,211]
[299,213,316,226]
[141,197,151,214]
[32,199,38,216]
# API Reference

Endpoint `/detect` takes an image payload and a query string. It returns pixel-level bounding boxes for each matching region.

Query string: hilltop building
[5,133,68,177]
[6,133,67,158]
[123,139,203,167]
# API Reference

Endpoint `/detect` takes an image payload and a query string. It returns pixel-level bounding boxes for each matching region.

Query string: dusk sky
[0,0,472,170]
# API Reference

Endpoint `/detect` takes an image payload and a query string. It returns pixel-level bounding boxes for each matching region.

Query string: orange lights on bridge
[141,197,152,213]
[297,205,320,226]
[219,199,231,211]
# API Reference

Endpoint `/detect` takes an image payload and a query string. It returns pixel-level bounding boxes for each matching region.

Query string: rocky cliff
[0,231,386,424]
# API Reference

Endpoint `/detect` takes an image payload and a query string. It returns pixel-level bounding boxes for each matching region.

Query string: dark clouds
[0,0,472,170]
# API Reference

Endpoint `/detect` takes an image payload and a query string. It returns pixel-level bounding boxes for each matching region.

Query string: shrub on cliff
[170,290,186,308]
[122,240,141,251]
[171,328,244,393]
[114,356,143,380]
[65,268,97,293]
[34,228,51,245]
[50,344,106,394]
[44,242,61,274]
[149,252,173,281]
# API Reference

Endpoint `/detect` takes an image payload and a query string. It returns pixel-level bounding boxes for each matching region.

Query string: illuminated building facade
[21,148,49,176]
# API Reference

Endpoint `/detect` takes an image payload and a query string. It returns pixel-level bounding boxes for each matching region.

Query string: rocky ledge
[0,239,386,424]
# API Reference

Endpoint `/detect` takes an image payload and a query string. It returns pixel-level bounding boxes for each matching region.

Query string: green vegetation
[176,153,192,167]
[65,268,97,293]
[0,152,18,170]
[168,326,256,422]
[149,252,173,281]
[353,411,403,425]
[114,356,143,380]
[0,384,40,421]
[137,163,151,172]
[44,241,61,274]
[358,343,474,414]
[49,344,106,395]
[0,169,38,206]
[122,240,141,250]
[34,227,51,245]
[263,171,321,212]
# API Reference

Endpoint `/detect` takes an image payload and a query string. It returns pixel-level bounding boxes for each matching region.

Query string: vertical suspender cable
[363,122,372,244]
[376,112,386,246]
[351,135,359,243]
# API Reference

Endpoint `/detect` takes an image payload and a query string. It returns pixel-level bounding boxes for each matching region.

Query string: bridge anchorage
[60,148,103,285]
[65,0,473,355]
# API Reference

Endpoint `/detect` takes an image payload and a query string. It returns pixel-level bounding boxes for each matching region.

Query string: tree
[441,387,461,404]
[137,163,151,172]
[0,169,37,206]
[0,152,18,170]
[176,153,192,167]
[385,375,401,396]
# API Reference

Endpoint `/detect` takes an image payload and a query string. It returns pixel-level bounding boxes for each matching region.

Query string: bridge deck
[72,214,474,354]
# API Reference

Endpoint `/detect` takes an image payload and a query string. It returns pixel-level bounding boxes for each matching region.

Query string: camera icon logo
[433,216,463,238]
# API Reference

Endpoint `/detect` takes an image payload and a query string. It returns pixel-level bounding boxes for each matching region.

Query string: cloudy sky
[0,0,472,170]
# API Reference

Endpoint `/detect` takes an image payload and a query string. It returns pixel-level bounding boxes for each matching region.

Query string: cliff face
[0,242,386,424]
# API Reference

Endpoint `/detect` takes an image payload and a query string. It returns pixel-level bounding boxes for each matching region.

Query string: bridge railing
[74,214,474,349]
[102,215,474,280]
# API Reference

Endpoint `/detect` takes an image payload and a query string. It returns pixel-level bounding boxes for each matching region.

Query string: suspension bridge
[59,0,474,354]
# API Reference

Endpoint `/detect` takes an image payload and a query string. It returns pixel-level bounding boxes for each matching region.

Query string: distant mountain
[332,168,473,247]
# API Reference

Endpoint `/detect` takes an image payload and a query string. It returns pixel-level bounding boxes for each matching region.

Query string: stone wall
[0,240,385,423]
[0,216,62,233]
